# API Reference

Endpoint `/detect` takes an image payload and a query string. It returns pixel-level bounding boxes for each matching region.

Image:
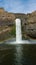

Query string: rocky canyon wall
[0,8,36,40]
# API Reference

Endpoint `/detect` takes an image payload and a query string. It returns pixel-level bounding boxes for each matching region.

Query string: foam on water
[4,39,36,44]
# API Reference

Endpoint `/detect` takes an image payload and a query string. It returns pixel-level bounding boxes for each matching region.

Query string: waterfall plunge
[5,18,30,44]
[5,18,36,44]
[15,19,22,43]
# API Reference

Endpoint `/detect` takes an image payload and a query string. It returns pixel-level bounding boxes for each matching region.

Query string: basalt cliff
[0,8,36,41]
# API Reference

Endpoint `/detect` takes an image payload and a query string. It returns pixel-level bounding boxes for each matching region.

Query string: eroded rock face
[25,23,36,39]
[0,8,36,39]
[0,8,15,26]
[25,12,36,39]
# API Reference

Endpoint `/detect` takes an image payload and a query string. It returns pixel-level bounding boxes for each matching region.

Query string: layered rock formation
[0,8,15,26]
[25,12,36,39]
[0,8,36,41]
[0,8,16,41]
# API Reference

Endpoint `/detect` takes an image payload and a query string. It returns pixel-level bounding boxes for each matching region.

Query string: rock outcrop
[25,12,36,39]
[0,8,36,40]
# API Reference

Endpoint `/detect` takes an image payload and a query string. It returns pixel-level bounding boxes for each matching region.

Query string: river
[0,44,36,65]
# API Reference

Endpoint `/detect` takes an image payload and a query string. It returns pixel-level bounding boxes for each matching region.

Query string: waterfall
[15,19,22,43]
[5,18,36,44]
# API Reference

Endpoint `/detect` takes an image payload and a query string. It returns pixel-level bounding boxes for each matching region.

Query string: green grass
[10,25,16,37]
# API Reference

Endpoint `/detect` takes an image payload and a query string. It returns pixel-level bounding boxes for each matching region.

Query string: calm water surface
[0,44,36,65]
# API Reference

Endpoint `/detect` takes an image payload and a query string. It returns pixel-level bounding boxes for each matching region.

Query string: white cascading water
[5,18,36,44]
[15,19,22,43]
